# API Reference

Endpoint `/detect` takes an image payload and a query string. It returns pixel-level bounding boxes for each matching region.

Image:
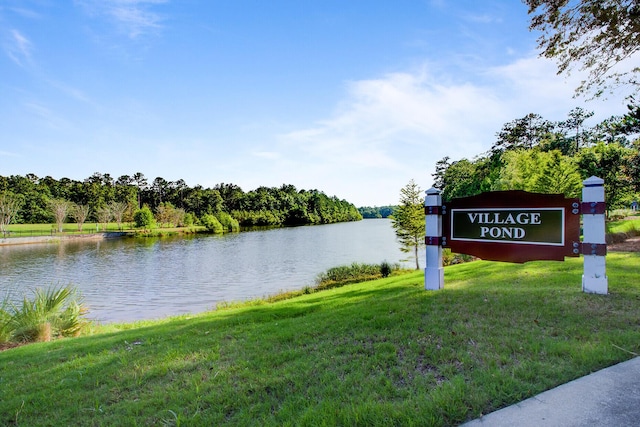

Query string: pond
[0,219,425,323]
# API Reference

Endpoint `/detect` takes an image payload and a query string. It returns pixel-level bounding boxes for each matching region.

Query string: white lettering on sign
[480,226,526,239]
[467,212,541,225]
[450,207,565,247]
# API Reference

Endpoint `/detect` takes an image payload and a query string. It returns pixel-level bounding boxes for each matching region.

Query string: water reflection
[0,220,423,323]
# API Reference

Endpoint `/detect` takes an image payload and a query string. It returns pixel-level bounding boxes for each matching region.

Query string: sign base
[582,275,608,295]
[425,267,444,290]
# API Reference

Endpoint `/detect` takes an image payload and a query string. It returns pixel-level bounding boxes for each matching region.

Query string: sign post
[581,176,608,294]
[424,187,444,290]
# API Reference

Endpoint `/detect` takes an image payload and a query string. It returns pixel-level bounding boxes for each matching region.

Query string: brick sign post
[424,176,607,294]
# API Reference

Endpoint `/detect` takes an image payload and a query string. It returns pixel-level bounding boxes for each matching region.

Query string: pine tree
[391,179,424,270]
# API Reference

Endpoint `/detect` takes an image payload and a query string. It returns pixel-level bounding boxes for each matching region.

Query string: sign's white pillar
[425,187,444,290]
[582,176,608,294]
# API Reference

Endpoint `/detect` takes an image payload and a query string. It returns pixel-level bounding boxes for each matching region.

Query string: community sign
[442,191,581,263]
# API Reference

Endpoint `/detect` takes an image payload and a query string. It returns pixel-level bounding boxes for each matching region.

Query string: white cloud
[486,54,630,122]
[6,7,43,20]
[23,102,72,131]
[260,54,632,206]
[464,13,500,24]
[281,67,506,170]
[75,0,168,39]
[4,29,33,68]
[251,151,281,160]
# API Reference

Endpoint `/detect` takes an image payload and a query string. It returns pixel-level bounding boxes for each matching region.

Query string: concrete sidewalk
[461,356,640,427]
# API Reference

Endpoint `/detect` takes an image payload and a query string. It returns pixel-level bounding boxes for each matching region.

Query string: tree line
[0,173,362,231]
[357,206,396,219]
[433,106,640,209]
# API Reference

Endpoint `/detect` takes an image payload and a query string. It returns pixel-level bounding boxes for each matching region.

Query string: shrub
[315,262,401,289]
[442,249,476,266]
[216,211,240,232]
[182,212,195,227]
[201,214,224,233]
[133,206,156,230]
[380,260,392,278]
[608,209,632,221]
[0,299,11,344]
[2,286,88,344]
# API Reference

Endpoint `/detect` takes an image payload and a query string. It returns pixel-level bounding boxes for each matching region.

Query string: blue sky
[0,0,634,207]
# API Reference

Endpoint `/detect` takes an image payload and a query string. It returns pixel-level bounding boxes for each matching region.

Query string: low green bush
[182,212,196,227]
[315,262,402,289]
[201,214,224,233]
[216,211,240,232]
[442,249,476,266]
[380,260,392,277]
[133,206,156,230]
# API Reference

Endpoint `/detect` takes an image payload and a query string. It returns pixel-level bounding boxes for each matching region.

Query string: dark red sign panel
[443,191,581,263]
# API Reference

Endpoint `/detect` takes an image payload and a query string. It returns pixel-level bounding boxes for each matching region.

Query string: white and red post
[424,187,444,290]
[581,176,608,294]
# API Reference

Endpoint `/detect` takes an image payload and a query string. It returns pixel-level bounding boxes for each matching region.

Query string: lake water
[0,219,425,323]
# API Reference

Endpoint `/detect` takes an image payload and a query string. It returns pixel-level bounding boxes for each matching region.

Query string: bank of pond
[0,261,404,348]
[2,219,421,324]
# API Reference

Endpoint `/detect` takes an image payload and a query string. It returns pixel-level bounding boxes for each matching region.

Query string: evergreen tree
[391,180,424,270]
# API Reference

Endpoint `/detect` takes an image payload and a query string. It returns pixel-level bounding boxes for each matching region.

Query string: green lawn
[4,223,206,237]
[5,222,127,235]
[1,253,639,426]
[607,217,640,234]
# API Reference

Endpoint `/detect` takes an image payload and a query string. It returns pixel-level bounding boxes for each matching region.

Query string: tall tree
[0,192,23,235]
[492,113,554,154]
[131,172,148,209]
[558,107,595,152]
[95,206,112,231]
[493,149,582,197]
[108,201,128,230]
[526,0,640,97]
[576,141,634,209]
[626,140,640,192]
[432,156,450,190]
[390,179,424,270]
[49,198,71,232]
[618,97,640,136]
[438,158,483,202]
[70,204,90,232]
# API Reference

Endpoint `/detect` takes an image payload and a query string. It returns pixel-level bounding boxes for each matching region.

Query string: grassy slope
[1,253,639,426]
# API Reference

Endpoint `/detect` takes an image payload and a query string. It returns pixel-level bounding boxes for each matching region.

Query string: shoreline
[0,232,128,247]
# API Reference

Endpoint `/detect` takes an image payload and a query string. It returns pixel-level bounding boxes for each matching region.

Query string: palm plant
[0,297,11,344]
[7,286,88,343]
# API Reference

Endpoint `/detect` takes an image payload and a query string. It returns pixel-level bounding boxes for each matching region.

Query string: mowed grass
[4,223,207,236]
[5,222,126,234]
[607,217,640,234]
[1,253,639,426]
